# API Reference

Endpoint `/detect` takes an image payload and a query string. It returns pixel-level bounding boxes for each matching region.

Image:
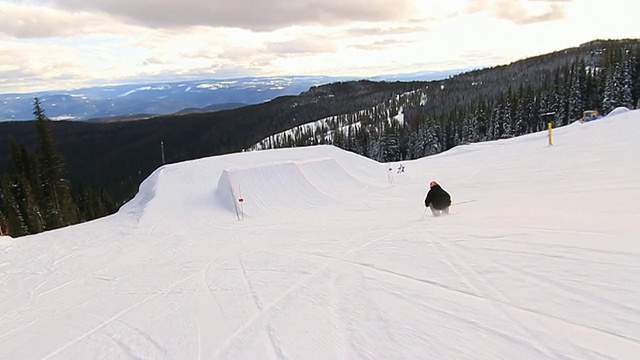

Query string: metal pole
[161,141,165,164]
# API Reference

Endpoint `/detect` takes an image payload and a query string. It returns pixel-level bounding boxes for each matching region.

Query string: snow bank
[607,106,632,118]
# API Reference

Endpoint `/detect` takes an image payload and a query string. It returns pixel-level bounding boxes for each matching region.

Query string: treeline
[0,99,116,237]
[254,41,640,162]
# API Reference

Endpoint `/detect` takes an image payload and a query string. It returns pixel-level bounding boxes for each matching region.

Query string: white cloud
[42,0,414,31]
[465,0,568,24]
[0,0,639,93]
[0,2,124,38]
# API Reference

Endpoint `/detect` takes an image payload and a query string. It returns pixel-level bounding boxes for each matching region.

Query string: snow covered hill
[1,110,639,359]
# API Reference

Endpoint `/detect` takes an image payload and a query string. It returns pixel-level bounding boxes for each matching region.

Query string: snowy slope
[1,110,639,359]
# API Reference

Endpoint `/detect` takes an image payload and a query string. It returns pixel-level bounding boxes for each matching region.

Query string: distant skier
[425,180,451,216]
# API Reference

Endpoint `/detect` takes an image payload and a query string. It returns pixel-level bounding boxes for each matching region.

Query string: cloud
[350,38,413,51]
[0,41,94,92]
[0,3,90,38]
[341,24,430,37]
[266,37,338,55]
[0,2,143,39]
[43,0,413,31]
[495,0,566,24]
[465,0,568,24]
[465,0,492,14]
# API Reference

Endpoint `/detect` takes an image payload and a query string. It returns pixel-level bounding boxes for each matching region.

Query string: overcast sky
[1,0,639,94]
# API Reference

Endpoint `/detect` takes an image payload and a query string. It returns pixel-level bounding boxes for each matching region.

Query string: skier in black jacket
[425,180,451,216]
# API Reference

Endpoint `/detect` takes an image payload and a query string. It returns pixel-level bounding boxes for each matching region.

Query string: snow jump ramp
[215,158,370,217]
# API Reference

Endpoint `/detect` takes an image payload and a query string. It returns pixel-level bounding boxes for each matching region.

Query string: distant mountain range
[0,70,464,122]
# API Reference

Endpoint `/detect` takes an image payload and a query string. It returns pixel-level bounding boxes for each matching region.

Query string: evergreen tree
[32,98,78,230]
[568,60,586,121]
[424,122,441,155]
[620,50,636,108]
[583,62,602,111]
[552,67,569,126]
[75,182,110,221]
[514,86,528,135]
[0,174,28,237]
[601,45,636,113]
[0,180,7,236]
[603,63,622,114]
[635,48,640,108]
[474,98,489,141]
[8,137,44,233]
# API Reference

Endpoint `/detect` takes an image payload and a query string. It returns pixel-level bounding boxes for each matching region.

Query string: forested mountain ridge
[254,39,640,161]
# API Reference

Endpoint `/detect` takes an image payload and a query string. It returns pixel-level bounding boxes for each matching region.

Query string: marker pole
[387,166,395,187]
[237,186,245,221]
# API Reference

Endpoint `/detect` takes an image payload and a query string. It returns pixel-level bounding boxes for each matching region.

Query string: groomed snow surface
[1,110,639,359]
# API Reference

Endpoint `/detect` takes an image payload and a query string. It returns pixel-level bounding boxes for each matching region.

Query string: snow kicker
[215,158,368,217]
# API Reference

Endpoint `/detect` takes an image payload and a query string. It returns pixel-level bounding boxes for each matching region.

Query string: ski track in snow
[437,228,640,347]
[212,261,329,358]
[8,210,639,359]
[2,114,640,358]
[41,272,199,360]
[428,229,568,359]
[277,244,565,359]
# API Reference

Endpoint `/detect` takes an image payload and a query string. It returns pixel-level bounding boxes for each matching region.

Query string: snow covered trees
[602,47,636,114]
[253,41,640,164]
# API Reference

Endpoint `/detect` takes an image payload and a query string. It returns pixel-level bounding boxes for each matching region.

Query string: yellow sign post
[547,122,553,146]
